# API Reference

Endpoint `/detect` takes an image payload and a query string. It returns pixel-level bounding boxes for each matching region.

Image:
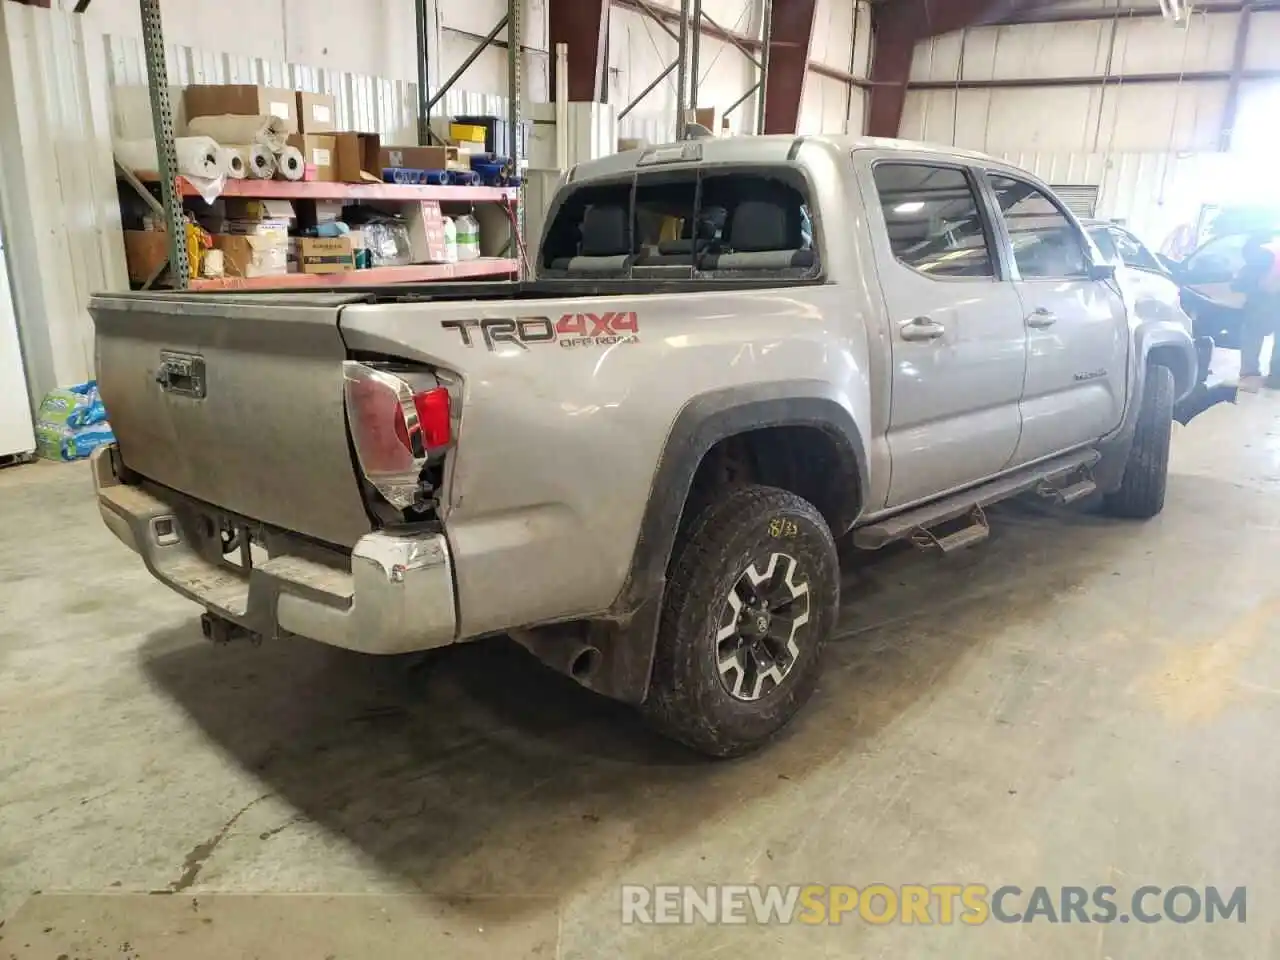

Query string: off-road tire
[1105,364,1174,520]
[643,485,839,757]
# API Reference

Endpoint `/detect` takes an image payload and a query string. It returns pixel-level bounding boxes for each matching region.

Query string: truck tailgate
[90,292,374,548]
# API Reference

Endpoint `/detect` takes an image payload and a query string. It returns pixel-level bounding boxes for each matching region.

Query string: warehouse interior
[1,0,1279,956]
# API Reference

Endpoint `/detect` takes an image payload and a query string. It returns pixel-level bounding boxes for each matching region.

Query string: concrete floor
[2,388,1279,959]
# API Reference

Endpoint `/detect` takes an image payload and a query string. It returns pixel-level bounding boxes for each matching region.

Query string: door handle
[900,317,946,342]
[1027,308,1058,328]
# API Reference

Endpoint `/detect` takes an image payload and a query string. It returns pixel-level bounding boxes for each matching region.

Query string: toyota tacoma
[90,135,1209,756]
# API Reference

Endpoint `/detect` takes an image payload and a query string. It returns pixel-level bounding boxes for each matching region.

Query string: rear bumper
[91,447,457,655]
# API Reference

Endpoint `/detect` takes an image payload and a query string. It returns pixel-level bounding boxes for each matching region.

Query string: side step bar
[853,449,1101,551]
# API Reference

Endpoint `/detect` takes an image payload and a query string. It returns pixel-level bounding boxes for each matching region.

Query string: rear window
[540,166,818,279]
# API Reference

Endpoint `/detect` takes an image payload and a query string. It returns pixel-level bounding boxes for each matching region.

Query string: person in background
[1233,232,1280,391]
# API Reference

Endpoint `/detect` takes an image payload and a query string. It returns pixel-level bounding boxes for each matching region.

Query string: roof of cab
[565,134,1011,186]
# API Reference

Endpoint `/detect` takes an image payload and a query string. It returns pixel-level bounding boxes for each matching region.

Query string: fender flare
[586,381,868,705]
[1095,320,1198,494]
[1135,323,1198,404]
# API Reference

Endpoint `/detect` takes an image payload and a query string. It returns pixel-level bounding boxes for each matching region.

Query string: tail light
[343,361,451,509]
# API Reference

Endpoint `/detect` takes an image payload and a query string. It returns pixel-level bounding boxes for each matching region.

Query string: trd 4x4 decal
[442,312,640,351]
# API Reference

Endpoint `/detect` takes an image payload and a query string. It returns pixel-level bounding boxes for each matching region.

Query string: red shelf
[135,173,518,204]
[189,258,518,290]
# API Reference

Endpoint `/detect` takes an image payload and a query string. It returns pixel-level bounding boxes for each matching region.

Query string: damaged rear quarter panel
[338,285,871,638]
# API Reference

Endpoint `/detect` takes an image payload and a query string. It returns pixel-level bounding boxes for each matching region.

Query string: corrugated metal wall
[900,7,1280,246]
[0,2,125,401]
[995,150,1232,247]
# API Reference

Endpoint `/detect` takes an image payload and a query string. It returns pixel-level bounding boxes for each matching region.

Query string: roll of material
[186,114,289,152]
[229,143,277,179]
[217,146,246,179]
[202,249,226,279]
[275,145,305,181]
[114,136,221,179]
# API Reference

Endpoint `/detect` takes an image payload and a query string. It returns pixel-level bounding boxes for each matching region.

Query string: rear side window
[988,175,1090,279]
[872,163,996,279]
[540,167,818,278]
[1089,227,1119,264]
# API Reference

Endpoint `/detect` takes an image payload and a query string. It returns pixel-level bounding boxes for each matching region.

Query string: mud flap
[1174,336,1238,425]
[1174,383,1239,425]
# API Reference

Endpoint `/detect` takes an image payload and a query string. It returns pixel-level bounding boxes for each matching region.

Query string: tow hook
[201,612,260,645]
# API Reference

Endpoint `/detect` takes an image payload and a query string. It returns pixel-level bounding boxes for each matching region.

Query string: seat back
[701,198,813,271]
[548,204,633,273]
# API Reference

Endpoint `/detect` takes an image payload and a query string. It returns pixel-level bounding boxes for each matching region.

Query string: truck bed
[104,276,824,307]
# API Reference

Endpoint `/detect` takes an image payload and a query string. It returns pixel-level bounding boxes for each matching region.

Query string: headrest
[729,200,790,252]
[681,208,726,239]
[580,205,630,257]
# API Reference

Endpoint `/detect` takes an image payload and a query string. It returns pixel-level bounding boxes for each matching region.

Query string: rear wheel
[1105,364,1175,520]
[643,485,839,757]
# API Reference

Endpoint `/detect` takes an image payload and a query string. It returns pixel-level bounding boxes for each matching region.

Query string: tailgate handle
[156,351,206,399]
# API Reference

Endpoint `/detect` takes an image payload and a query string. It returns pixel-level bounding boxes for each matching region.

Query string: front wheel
[1105,364,1175,519]
[643,485,839,757]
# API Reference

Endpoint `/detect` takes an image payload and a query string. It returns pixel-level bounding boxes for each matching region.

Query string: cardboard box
[214,232,289,279]
[298,236,356,274]
[287,134,337,181]
[123,230,171,283]
[333,132,382,183]
[314,200,344,223]
[222,219,292,237]
[296,92,336,133]
[223,198,295,222]
[183,84,298,132]
[379,145,450,172]
[407,201,448,263]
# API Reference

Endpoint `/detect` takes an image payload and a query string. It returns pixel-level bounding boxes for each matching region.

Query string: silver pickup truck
[90,135,1210,757]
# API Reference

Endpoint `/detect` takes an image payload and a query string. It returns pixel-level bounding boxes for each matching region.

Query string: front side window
[1110,228,1163,273]
[872,163,996,279]
[988,175,1090,280]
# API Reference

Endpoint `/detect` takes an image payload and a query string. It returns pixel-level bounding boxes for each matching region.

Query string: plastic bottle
[442,216,459,263]
[455,214,481,261]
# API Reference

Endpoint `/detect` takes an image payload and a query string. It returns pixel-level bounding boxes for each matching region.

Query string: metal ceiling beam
[761,0,817,134]
[993,0,1280,25]
[865,11,914,138]
[550,0,610,101]
[907,67,1280,91]
[1220,3,1254,150]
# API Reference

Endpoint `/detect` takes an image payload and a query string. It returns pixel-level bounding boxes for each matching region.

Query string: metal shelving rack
[134,0,527,290]
[617,0,769,139]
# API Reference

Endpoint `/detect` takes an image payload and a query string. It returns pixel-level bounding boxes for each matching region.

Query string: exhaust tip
[570,646,602,681]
